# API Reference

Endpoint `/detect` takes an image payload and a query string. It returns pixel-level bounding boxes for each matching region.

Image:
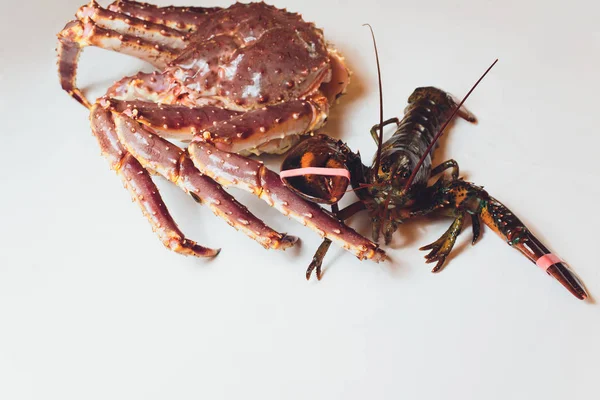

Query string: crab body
[57,1,383,263]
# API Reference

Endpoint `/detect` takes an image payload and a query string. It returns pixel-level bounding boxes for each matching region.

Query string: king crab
[57,0,385,264]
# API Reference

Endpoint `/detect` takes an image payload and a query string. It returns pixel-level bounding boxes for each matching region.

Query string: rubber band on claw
[536,253,562,272]
[280,167,351,181]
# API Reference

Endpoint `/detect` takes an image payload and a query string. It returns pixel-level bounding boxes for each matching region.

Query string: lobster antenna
[363,24,385,176]
[403,59,499,190]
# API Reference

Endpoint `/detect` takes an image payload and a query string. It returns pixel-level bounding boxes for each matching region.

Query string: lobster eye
[401,170,410,179]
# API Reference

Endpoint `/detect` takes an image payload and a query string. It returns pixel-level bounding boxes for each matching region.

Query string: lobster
[280,29,588,300]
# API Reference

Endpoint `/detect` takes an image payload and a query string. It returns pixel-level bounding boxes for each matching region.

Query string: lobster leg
[410,179,588,299]
[91,105,218,257]
[471,213,482,244]
[305,201,368,280]
[306,239,333,280]
[370,117,400,144]
[306,203,338,280]
[431,159,459,180]
[420,214,465,272]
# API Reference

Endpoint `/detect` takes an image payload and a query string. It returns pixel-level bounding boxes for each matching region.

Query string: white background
[1,0,599,399]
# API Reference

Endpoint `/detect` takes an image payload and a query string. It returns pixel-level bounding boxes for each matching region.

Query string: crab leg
[91,105,218,257]
[104,72,171,103]
[97,97,372,257]
[104,72,232,108]
[58,16,180,69]
[57,25,90,108]
[57,1,186,107]
[201,97,328,155]
[188,142,386,262]
[106,99,242,139]
[105,108,297,250]
[77,1,188,50]
[108,0,219,32]
[102,97,328,154]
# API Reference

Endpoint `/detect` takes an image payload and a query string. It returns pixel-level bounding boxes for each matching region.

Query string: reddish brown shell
[166,2,332,109]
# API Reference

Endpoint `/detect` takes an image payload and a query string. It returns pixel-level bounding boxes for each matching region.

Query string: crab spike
[363,24,385,176]
[403,59,499,190]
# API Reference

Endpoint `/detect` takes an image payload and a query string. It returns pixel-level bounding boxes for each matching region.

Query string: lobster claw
[519,236,588,300]
[426,179,589,300]
[546,262,588,300]
[280,135,351,205]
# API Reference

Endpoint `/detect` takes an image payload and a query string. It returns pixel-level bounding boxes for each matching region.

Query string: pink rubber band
[536,254,562,271]
[280,167,351,180]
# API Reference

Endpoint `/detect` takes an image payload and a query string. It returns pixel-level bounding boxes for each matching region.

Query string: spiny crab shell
[166,3,345,108]
[88,1,351,155]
